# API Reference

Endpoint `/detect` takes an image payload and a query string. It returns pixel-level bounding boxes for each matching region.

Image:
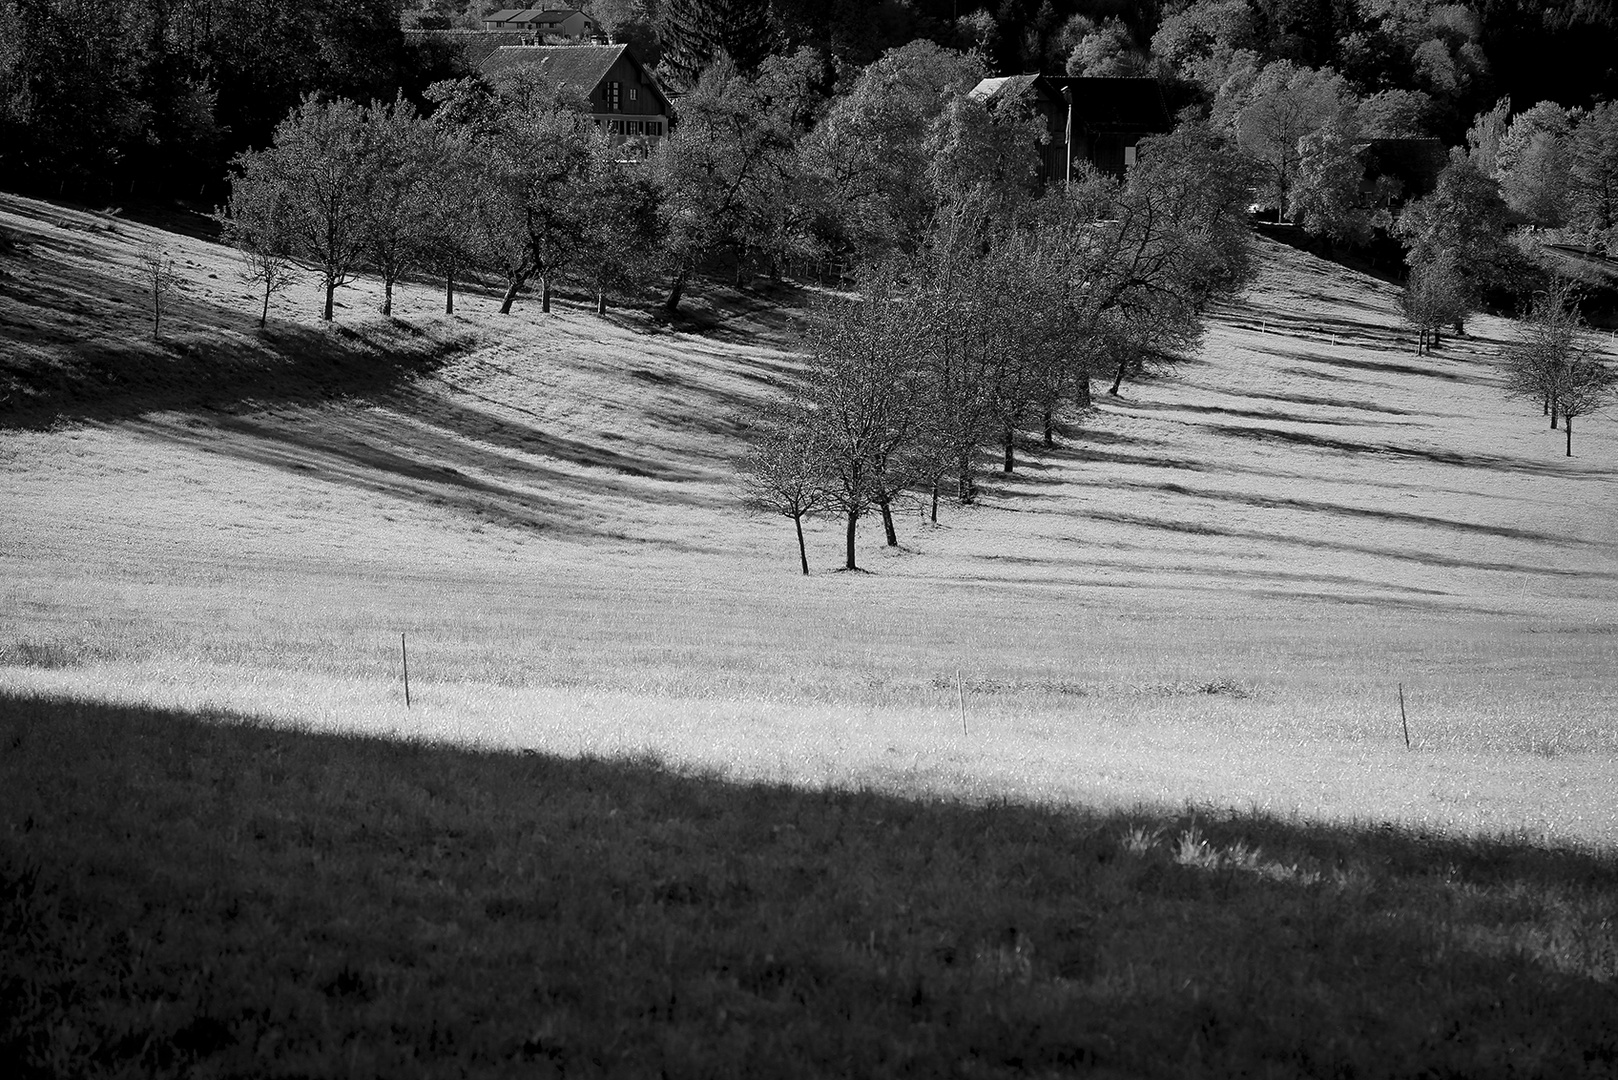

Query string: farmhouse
[480,44,672,146]
[969,74,1173,183]
[481,7,598,39]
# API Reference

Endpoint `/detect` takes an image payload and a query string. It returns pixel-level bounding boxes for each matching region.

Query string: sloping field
[2,193,1616,844]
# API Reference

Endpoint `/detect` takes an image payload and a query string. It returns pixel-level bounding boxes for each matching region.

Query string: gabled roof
[483,9,525,21]
[1046,77,1172,136]
[479,44,671,111]
[969,75,1062,106]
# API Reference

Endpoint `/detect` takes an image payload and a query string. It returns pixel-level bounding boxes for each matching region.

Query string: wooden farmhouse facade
[479,44,673,146]
[969,75,1173,184]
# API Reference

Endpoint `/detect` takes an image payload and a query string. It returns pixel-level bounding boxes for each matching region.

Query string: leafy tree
[1465,96,1512,177]
[230,95,375,322]
[923,88,1044,219]
[1150,0,1259,92]
[1395,152,1525,312]
[654,51,817,311]
[578,138,664,314]
[1497,101,1574,228]
[797,40,985,259]
[1065,16,1148,77]
[1288,114,1378,247]
[1568,101,1618,252]
[1225,60,1355,212]
[656,0,774,89]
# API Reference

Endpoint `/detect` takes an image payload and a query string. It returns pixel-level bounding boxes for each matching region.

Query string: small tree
[1555,354,1617,456]
[796,280,925,571]
[220,173,298,328]
[1401,255,1472,354]
[738,401,825,575]
[1503,278,1610,443]
[137,242,180,340]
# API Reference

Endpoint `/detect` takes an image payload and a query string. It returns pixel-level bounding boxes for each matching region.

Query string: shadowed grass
[3,693,1616,1079]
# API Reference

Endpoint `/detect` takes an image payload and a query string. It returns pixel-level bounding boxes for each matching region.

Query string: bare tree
[1503,278,1616,452]
[795,279,925,571]
[137,242,180,340]
[1555,354,1617,456]
[738,401,826,575]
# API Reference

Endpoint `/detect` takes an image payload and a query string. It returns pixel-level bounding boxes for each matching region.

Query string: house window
[628,86,638,102]
[1124,145,1137,169]
[606,81,621,112]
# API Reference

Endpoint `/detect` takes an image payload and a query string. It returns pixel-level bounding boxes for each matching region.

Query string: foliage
[228,96,376,322]
[797,40,986,260]
[655,0,776,89]
[1288,114,1378,245]
[1497,101,1574,228]
[654,50,820,310]
[1224,60,1354,211]
[1568,101,1618,251]
[1395,152,1526,302]
[577,140,666,314]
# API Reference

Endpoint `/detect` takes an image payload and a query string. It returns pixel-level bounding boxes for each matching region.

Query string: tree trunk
[1076,375,1091,409]
[793,512,808,575]
[844,510,858,570]
[1002,423,1016,473]
[1566,414,1573,456]
[322,275,336,321]
[445,271,455,315]
[957,455,976,503]
[664,266,687,313]
[1109,358,1127,395]
[541,275,551,314]
[1551,395,1559,429]
[1431,326,1440,350]
[499,279,521,315]
[382,275,394,317]
[596,290,606,315]
[1043,409,1054,446]
[259,286,270,328]
[930,481,939,524]
[878,497,898,547]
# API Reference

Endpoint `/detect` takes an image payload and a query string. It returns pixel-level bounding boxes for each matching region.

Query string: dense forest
[2,0,1616,201]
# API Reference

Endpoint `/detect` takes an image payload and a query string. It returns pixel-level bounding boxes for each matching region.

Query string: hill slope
[2,193,1615,843]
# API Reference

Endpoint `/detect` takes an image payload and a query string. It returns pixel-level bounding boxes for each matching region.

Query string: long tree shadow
[0,223,479,429]
[2,693,1614,1079]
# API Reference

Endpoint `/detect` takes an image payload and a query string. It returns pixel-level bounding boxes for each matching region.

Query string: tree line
[740,122,1256,573]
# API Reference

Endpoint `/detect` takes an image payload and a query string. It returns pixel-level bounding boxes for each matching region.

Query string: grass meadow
[3,192,1618,1075]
